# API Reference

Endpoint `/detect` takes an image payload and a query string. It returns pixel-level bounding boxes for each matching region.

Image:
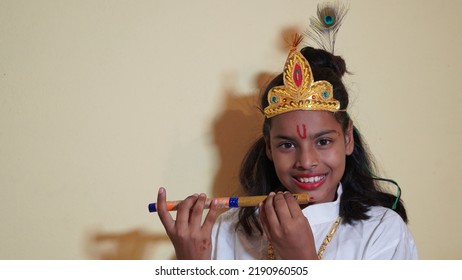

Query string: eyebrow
[272,129,339,141]
[312,129,339,139]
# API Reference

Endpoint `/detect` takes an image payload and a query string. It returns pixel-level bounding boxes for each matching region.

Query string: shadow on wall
[210,26,298,198]
[211,72,274,198]
[87,229,174,260]
[86,72,275,260]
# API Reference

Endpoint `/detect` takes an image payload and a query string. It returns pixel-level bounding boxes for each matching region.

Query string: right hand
[259,192,318,260]
[156,187,219,260]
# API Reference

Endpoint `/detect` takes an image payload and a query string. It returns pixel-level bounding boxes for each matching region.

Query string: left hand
[156,187,219,259]
[259,192,318,260]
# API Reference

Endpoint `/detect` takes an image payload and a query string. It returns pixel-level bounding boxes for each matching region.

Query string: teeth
[298,176,324,183]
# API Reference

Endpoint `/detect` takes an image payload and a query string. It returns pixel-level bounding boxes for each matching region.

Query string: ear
[345,121,354,156]
[265,136,273,161]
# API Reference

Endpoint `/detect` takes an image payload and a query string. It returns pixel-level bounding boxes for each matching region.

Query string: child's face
[265,110,354,204]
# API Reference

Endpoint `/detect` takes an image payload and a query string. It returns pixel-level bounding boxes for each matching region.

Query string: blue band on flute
[229,197,238,208]
[148,203,157,212]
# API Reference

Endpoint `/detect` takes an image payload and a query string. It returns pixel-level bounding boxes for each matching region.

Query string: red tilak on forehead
[296,124,307,139]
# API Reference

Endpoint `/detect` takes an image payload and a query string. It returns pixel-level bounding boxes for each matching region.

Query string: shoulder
[356,206,410,237]
[366,206,404,223]
[349,206,418,259]
[367,206,411,233]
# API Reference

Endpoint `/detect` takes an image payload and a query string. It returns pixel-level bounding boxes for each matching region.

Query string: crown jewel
[263,34,341,118]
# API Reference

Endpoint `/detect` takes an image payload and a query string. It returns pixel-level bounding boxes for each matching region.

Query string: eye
[317,138,332,146]
[278,142,295,150]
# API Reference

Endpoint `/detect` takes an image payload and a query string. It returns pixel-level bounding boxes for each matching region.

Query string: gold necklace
[267,217,341,260]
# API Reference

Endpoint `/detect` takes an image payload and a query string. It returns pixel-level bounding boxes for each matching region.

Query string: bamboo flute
[148,193,311,212]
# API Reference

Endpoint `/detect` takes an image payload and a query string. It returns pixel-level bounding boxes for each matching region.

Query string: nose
[295,145,318,170]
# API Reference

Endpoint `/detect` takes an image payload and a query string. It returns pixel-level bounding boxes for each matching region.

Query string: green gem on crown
[271,95,278,103]
[322,91,330,99]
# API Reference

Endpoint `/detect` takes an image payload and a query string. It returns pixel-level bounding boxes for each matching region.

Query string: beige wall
[1,0,461,259]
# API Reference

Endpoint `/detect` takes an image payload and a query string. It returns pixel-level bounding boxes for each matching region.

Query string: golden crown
[263,34,341,118]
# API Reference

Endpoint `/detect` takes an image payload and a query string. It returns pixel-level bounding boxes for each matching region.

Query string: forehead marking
[296,124,307,139]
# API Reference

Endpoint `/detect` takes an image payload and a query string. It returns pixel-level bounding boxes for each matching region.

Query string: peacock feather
[305,1,349,54]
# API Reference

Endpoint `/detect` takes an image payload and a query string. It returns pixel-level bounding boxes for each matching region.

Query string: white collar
[302,183,342,225]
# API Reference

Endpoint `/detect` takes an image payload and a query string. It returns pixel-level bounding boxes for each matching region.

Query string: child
[155,6,418,260]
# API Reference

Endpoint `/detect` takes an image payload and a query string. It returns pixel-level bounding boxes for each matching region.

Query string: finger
[175,194,199,226]
[262,192,282,227]
[202,199,219,232]
[272,192,292,221]
[284,192,305,218]
[189,193,207,226]
[156,187,175,232]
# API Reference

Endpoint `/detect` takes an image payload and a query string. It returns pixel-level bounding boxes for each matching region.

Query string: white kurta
[211,185,418,260]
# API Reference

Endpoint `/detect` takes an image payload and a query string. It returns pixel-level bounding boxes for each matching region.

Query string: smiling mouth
[296,175,326,183]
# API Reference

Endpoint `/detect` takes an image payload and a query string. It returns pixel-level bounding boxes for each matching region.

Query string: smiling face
[265,110,354,204]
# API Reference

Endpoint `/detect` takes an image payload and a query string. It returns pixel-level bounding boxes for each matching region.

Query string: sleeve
[364,209,419,260]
